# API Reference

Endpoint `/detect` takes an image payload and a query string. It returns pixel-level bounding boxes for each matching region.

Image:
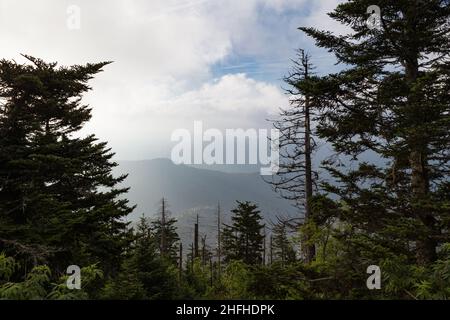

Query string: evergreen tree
[271,220,296,265]
[151,198,180,263]
[133,216,179,299]
[222,201,265,265]
[103,216,179,299]
[0,56,134,274]
[300,0,450,265]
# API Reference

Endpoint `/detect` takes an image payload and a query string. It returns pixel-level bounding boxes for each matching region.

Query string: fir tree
[271,220,296,265]
[222,201,265,265]
[300,0,450,265]
[0,55,134,274]
[102,216,178,299]
[151,198,180,263]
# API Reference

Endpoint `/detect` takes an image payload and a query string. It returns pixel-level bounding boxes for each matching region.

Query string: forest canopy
[1,0,449,301]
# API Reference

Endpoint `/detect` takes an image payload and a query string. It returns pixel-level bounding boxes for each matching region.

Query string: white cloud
[83,73,288,159]
[158,73,285,116]
[0,0,346,160]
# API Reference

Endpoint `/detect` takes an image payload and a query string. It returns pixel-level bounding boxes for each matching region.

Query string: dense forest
[1,0,449,300]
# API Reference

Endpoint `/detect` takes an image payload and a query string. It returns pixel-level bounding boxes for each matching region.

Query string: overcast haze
[0,0,345,161]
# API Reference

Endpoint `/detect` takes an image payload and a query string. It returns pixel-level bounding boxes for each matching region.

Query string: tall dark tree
[0,55,133,274]
[271,49,319,262]
[102,216,178,300]
[271,220,296,265]
[222,201,265,265]
[300,0,450,265]
[216,202,222,278]
[151,198,180,263]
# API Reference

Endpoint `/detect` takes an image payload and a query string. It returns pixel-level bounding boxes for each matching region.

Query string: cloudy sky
[0,0,345,160]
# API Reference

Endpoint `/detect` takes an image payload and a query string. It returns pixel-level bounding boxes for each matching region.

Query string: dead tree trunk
[160,198,167,257]
[217,202,222,279]
[194,214,199,259]
[303,55,316,263]
[179,242,183,280]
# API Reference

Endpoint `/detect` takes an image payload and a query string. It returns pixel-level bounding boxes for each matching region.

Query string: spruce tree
[151,198,180,263]
[103,216,178,299]
[271,220,296,265]
[0,55,134,273]
[222,201,265,265]
[300,0,450,265]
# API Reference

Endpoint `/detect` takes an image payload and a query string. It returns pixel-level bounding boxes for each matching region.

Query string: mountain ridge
[114,158,296,222]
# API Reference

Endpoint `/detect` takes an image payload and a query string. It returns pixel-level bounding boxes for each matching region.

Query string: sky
[0,0,346,161]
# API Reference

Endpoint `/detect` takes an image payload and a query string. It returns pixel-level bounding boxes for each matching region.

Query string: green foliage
[0,265,51,300]
[1,0,449,301]
[101,216,181,300]
[183,258,211,299]
[382,243,450,300]
[151,217,180,263]
[0,253,17,281]
[0,56,134,274]
[272,222,296,265]
[222,201,265,265]
[217,260,253,299]
[101,257,147,300]
[249,263,308,300]
[300,0,450,266]
[48,264,104,300]
[0,254,103,300]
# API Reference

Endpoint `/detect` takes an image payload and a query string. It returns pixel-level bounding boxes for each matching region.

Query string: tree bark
[410,150,437,264]
[303,59,316,263]
[194,215,199,258]
[404,16,437,263]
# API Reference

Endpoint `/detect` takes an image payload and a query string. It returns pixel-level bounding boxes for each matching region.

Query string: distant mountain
[187,163,262,174]
[114,158,297,245]
[115,158,296,220]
